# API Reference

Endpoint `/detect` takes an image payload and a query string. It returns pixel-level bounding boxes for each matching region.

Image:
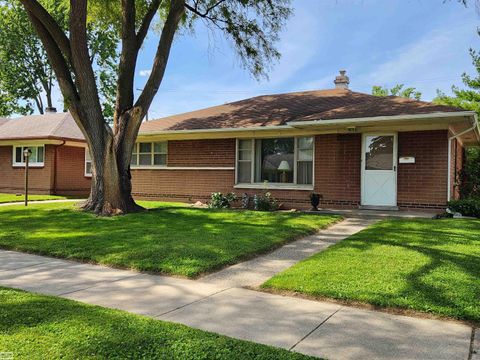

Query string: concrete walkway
[0,217,476,360]
[201,217,377,287]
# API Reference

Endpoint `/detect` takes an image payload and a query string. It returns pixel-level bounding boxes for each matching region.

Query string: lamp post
[24,148,32,207]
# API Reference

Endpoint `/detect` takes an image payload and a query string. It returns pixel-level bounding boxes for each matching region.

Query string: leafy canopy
[372,84,422,100]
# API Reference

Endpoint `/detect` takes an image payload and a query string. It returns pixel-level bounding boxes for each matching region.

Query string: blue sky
[53,1,480,119]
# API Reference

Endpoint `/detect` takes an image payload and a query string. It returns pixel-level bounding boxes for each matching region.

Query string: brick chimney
[334,70,349,89]
[45,107,57,113]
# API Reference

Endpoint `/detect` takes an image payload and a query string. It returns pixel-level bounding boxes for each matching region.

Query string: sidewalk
[0,199,83,207]
[0,245,474,359]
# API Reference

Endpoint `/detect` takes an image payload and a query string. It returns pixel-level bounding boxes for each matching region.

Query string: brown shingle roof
[139,89,464,133]
[0,112,85,141]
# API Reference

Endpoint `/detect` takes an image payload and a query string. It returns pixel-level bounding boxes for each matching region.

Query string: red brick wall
[397,130,449,210]
[314,133,361,208]
[54,145,91,196]
[0,145,55,194]
[168,139,235,167]
[132,135,362,209]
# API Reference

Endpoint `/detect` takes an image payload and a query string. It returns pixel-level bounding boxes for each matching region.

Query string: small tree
[0,0,118,117]
[435,34,480,199]
[19,0,291,215]
[372,84,422,100]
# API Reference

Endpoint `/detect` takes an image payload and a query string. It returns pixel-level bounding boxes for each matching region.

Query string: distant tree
[372,84,422,100]
[0,0,118,119]
[434,33,480,199]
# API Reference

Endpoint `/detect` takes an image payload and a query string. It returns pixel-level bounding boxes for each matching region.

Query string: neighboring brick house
[0,112,90,196]
[1,72,479,210]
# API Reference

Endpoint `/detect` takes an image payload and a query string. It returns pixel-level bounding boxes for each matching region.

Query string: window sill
[234,183,313,191]
[12,164,44,168]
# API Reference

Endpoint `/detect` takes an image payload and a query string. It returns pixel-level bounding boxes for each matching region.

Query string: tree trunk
[81,127,144,216]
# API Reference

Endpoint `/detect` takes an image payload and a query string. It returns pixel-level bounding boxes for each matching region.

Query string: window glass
[237,139,252,183]
[255,138,294,183]
[153,154,167,165]
[15,147,22,163]
[154,142,167,153]
[139,154,151,165]
[14,146,44,165]
[85,149,92,176]
[37,146,44,163]
[365,136,394,170]
[131,144,138,166]
[297,162,313,185]
[139,143,151,153]
[238,162,252,183]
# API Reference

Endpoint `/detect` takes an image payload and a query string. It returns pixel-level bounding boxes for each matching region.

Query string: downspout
[52,141,66,195]
[447,117,478,201]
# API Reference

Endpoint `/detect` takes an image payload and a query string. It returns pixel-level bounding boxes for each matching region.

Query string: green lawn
[263,219,480,322]
[0,202,339,278]
[0,193,69,204]
[0,287,315,360]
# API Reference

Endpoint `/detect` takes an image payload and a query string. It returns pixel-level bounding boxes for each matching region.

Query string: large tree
[19,0,291,215]
[0,0,118,117]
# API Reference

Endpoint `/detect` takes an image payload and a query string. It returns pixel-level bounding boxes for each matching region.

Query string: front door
[361,134,397,207]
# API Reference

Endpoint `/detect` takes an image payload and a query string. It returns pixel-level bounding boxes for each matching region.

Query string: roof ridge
[51,112,71,136]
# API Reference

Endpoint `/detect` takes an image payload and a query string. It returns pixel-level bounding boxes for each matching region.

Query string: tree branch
[136,0,162,49]
[69,0,105,130]
[134,0,185,119]
[18,0,71,60]
[113,0,140,130]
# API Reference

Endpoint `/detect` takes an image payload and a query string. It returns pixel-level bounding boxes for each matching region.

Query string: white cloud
[139,69,152,77]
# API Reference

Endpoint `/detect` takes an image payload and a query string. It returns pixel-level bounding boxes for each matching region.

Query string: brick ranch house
[1,72,479,210]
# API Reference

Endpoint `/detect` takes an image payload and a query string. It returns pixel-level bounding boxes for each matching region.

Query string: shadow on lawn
[338,219,480,322]
[0,205,334,277]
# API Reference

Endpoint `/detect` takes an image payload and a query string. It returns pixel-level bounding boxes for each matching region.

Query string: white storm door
[361,134,397,207]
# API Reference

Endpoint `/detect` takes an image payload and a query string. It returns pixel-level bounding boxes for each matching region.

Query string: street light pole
[24,148,31,207]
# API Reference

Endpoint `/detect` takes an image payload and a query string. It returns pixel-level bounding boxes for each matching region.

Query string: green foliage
[253,192,279,211]
[0,202,339,277]
[0,287,316,359]
[448,198,480,217]
[264,218,480,321]
[434,33,480,199]
[183,0,292,79]
[208,192,238,209]
[372,84,422,100]
[0,0,118,119]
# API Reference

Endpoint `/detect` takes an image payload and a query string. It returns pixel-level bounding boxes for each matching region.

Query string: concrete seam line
[0,260,53,272]
[153,287,233,318]
[57,273,143,297]
[289,307,343,351]
[468,327,476,360]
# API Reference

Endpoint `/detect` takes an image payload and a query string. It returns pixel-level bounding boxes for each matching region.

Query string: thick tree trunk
[81,125,144,216]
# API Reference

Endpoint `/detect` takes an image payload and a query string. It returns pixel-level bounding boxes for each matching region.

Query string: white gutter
[288,111,476,128]
[139,111,476,136]
[447,115,479,201]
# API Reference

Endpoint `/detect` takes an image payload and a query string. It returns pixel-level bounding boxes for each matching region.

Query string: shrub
[459,148,480,199]
[447,198,480,218]
[208,192,238,209]
[253,192,279,211]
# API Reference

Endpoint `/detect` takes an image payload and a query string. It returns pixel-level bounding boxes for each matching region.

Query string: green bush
[447,198,480,218]
[208,192,238,209]
[459,148,480,199]
[253,192,279,211]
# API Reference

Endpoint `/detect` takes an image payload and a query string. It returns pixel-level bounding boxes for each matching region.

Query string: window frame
[235,136,314,189]
[12,145,45,167]
[130,141,168,168]
[85,148,92,177]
